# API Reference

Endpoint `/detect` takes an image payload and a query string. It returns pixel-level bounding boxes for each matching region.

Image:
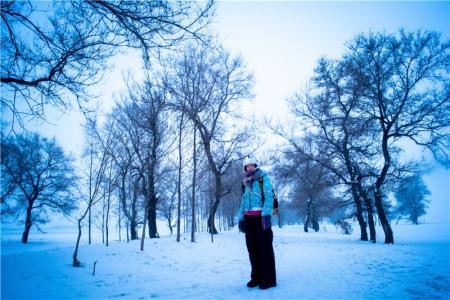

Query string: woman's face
[245,164,256,172]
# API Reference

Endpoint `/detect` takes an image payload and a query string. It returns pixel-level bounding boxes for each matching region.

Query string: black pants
[244,215,276,285]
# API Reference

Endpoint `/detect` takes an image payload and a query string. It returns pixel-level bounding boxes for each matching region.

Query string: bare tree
[92,72,174,249]
[158,164,178,235]
[191,127,197,242]
[218,159,242,231]
[1,132,78,243]
[107,103,143,240]
[394,174,430,225]
[1,0,214,127]
[280,30,449,244]
[129,76,173,248]
[167,43,254,234]
[139,78,172,240]
[119,75,173,242]
[284,57,381,242]
[1,1,110,127]
[73,119,110,266]
[269,116,373,241]
[344,30,450,243]
[103,158,116,246]
[272,138,338,233]
[105,108,139,240]
[176,112,184,242]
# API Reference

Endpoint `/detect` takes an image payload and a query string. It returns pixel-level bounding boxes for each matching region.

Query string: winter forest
[1,1,449,299]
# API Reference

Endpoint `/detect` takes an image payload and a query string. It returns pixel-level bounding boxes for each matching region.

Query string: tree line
[270,30,449,243]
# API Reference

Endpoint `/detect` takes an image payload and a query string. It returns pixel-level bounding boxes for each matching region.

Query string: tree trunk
[350,184,368,241]
[209,197,214,242]
[141,198,149,251]
[367,205,376,243]
[21,203,33,244]
[191,127,197,243]
[73,218,83,267]
[356,182,376,243]
[118,169,134,242]
[176,114,183,242]
[375,134,394,244]
[312,202,319,232]
[126,219,129,242]
[101,200,105,244]
[106,185,111,246]
[88,205,92,245]
[118,200,122,242]
[73,196,94,267]
[354,202,368,241]
[146,135,159,239]
[312,218,319,232]
[168,217,173,235]
[343,131,368,241]
[374,188,394,244]
[130,218,138,240]
[130,184,138,240]
[147,196,159,238]
[411,207,419,225]
[88,151,93,245]
[304,198,311,233]
[207,174,222,234]
[184,201,187,233]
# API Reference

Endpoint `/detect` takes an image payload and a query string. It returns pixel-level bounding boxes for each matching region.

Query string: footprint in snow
[406,288,425,298]
[110,292,128,298]
[426,275,450,292]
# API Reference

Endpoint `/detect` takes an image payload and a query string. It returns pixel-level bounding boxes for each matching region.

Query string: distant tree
[80,119,111,245]
[158,165,178,236]
[272,139,338,233]
[1,132,78,243]
[106,107,138,241]
[176,112,185,242]
[73,119,110,266]
[219,159,244,230]
[191,127,198,242]
[90,155,118,247]
[394,175,430,225]
[132,76,172,248]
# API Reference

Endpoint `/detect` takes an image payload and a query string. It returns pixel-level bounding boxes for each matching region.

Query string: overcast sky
[30,1,450,223]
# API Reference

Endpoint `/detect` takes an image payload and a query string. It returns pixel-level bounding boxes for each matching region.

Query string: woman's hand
[262,215,271,230]
[238,220,246,233]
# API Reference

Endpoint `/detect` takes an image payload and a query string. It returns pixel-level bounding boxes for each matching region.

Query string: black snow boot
[246,279,260,288]
[258,281,276,290]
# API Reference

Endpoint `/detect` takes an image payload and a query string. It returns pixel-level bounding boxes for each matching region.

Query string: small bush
[335,220,353,235]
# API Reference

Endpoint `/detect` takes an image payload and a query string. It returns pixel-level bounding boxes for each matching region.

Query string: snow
[1,222,449,299]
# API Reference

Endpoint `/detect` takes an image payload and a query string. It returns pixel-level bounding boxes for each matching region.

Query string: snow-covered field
[1,222,449,300]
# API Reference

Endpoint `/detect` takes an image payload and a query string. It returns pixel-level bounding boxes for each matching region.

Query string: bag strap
[259,176,265,203]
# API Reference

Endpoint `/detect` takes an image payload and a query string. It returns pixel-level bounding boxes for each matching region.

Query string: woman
[237,157,277,290]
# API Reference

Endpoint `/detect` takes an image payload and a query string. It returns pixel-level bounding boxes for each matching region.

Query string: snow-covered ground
[1,222,449,300]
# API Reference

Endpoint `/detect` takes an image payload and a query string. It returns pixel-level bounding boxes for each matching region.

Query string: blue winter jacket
[238,169,274,221]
